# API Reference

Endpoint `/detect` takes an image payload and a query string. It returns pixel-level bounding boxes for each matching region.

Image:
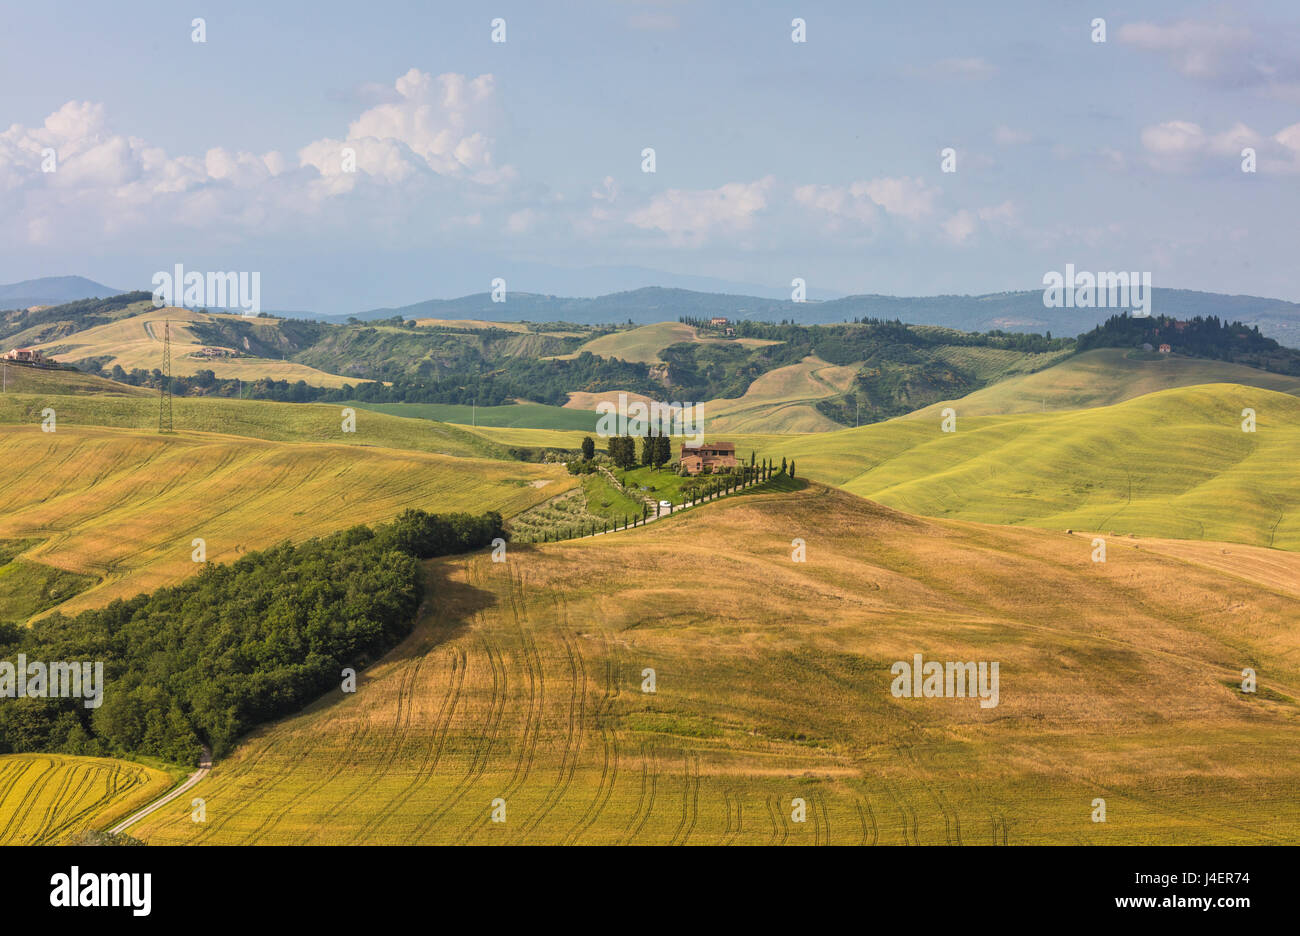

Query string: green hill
[0,392,508,459]
[907,348,1300,419]
[781,383,1300,549]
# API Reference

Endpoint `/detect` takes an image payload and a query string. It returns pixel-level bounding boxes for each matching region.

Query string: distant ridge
[0,275,124,310]
[354,285,1300,346]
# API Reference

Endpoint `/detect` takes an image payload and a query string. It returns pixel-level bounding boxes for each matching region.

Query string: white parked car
[659,500,673,509]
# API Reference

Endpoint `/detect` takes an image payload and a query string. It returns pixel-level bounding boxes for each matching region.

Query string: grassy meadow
[131,483,1300,845]
[354,400,600,432]
[0,424,573,615]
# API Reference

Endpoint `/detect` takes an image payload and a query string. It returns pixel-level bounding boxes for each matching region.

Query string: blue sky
[2,1,1299,313]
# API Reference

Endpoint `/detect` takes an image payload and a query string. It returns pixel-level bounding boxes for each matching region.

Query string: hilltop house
[679,441,738,475]
[2,347,45,364]
[709,316,729,327]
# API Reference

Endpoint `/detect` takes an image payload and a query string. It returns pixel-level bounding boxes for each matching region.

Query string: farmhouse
[709,316,729,327]
[2,347,45,364]
[679,441,738,475]
[1159,343,1171,354]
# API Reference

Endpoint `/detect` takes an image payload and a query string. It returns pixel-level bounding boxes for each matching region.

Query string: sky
[2,0,1299,314]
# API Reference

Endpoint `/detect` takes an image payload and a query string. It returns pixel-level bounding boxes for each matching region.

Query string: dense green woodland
[1077,313,1300,374]
[0,510,502,765]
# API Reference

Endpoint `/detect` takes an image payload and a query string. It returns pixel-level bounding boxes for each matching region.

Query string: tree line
[0,509,503,765]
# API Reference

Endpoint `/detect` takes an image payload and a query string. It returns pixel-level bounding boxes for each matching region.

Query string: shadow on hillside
[404,558,500,654]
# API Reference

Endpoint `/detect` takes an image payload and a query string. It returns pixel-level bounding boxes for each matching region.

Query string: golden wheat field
[131,482,1300,845]
[31,304,355,387]
[0,424,574,616]
[0,754,171,845]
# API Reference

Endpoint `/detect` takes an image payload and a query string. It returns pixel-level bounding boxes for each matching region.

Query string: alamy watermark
[595,392,704,446]
[890,653,999,709]
[0,655,104,708]
[152,264,261,316]
[1043,265,1151,317]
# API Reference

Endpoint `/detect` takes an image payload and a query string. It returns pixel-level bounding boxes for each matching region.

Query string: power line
[159,320,173,433]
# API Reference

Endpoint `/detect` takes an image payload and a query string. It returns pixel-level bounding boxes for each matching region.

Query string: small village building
[679,441,738,474]
[709,316,729,327]
[1158,343,1171,354]
[2,347,45,363]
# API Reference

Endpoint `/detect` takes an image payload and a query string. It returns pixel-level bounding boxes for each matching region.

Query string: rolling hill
[467,382,1300,551]
[29,303,355,387]
[906,348,1300,419]
[0,420,573,616]
[128,483,1300,844]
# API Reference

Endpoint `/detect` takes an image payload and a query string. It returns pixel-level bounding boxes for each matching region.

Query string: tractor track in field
[43,764,127,844]
[562,629,621,845]
[194,736,303,845]
[0,758,55,843]
[34,762,106,844]
[477,566,543,840]
[765,793,788,845]
[814,793,831,845]
[445,634,513,844]
[623,743,657,843]
[364,645,466,840]
[277,652,425,845]
[667,752,700,845]
[407,634,508,843]
[857,796,879,846]
[876,777,916,845]
[722,790,743,845]
[31,761,82,843]
[514,619,586,843]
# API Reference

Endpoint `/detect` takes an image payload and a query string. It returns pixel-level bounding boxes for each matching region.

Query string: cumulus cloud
[299,69,511,194]
[628,177,773,244]
[0,69,517,249]
[794,176,938,226]
[1140,119,1300,172]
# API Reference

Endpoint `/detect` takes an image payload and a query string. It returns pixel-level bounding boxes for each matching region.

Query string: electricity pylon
[159,320,173,433]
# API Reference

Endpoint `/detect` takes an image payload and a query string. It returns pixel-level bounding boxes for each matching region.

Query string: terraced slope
[0,755,172,845]
[132,484,1300,844]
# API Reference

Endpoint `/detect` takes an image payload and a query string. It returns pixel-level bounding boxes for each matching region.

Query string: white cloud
[941,210,976,244]
[299,69,510,192]
[1139,119,1300,172]
[795,176,939,227]
[628,177,773,244]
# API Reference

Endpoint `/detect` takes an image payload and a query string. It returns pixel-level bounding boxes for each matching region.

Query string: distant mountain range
[0,276,124,310]
[6,276,1298,347]
[357,286,1300,346]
